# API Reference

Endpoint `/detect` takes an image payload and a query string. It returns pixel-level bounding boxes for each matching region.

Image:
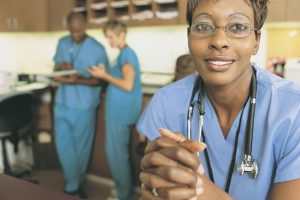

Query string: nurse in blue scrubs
[53,12,109,197]
[88,19,142,200]
[137,0,300,200]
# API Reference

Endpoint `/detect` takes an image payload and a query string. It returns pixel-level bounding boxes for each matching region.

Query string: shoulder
[255,66,300,100]
[121,46,137,57]
[154,75,196,103]
[85,36,106,50]
[58,35,71,44]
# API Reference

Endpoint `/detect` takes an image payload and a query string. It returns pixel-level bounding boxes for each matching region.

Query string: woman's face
[104,29,123,48]
[188,0,260,88]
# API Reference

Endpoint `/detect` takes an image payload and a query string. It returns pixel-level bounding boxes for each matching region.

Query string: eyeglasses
[187,23,259,38]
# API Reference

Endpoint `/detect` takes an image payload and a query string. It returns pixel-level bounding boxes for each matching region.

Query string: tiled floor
[32,169,132,200]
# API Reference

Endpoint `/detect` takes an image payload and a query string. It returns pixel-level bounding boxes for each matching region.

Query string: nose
[208,27,229,50]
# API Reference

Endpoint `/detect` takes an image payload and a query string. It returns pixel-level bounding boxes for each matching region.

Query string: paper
[111,0,129,8]
[89,17,108,24]
[73,7,86,12]
[155,0,177,4]
[46,69,79,78]
[133,0,152,6]
[90,2,108,10]
[132,10,154,20]
[155,10,178,19]
[16,82,48,92]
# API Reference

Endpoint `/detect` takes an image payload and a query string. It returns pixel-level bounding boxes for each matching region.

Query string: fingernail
[196,187,204,195]
[197,163,205,175]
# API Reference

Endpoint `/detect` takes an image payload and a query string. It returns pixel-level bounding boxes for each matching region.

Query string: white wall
[0,25,267,75]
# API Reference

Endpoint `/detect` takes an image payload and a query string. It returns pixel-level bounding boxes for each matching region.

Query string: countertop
[141,72,174,94]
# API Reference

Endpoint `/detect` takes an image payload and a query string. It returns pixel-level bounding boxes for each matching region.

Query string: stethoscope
[187,68,258,192]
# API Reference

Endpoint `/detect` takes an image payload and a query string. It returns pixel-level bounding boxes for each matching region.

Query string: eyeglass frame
[187,23,260,39]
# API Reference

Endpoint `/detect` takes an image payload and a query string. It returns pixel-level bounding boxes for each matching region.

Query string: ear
[252,31,261,55]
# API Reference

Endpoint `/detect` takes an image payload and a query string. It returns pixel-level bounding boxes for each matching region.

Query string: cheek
[233,39,258,58]
[188,38,206,57]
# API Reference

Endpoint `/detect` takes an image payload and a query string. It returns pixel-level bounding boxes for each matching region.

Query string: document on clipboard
[46,69,79,78]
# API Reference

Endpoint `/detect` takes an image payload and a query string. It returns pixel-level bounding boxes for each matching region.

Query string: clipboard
[46,69,79,78]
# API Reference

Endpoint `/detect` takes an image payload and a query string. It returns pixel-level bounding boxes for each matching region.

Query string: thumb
[159,128,206,153]
[159,128,186,142]
[97,63,105,68]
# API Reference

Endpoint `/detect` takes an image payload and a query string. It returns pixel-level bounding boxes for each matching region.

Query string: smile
[208,60,233,65]
[205,59,234,72]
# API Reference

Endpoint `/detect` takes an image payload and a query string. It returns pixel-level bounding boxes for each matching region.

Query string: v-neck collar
[204,95,249,145]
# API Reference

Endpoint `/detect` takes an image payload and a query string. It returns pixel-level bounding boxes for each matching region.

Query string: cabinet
[285,0,300,21]
[266,0,300,22]
[0,0,187,31]
[48,0,74,31]
[0,0,48,32]
[73,0,187,27]
[266,0,285,22]
[0,0,73,32]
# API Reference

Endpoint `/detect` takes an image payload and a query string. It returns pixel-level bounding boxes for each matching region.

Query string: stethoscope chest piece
[237,154,259,179]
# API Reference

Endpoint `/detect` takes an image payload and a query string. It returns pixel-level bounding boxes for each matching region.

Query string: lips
[205,57,235,72]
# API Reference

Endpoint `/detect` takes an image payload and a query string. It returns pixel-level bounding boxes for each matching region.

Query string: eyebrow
[193,13,212,21]
[193,12,251,21]
[229,12,251,21]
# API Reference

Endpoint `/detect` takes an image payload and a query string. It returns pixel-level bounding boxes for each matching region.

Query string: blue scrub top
[137,66,300,200]
[105,45,142,125]
[53,35,109,109]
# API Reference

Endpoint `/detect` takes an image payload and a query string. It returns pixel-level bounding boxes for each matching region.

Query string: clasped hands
[140,128,225,200]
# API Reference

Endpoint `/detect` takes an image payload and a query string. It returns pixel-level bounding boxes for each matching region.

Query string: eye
[192,23,214,33]
[228,23,250,33]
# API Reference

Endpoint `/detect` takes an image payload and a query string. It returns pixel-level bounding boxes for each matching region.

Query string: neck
[205,68,253,137]
[118,40,127,49]
[73,34,87,44]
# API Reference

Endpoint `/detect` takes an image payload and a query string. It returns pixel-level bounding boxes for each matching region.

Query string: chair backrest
[0,92,34,139]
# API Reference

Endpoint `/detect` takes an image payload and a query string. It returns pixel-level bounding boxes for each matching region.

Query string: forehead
[69,23,85,31]
[192,0,254,23]
[104,29,118,37]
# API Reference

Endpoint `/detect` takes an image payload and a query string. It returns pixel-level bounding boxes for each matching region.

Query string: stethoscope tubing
[186,68,258,183]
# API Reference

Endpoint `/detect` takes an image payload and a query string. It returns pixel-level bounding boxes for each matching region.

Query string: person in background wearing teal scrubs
[52,12,109,198]
[87,19,142,200]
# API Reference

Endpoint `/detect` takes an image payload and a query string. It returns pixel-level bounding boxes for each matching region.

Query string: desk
[0,82,49,97]
[0,174,79,200]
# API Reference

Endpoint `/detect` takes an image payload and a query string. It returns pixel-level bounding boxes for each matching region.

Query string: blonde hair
[103,19,127,34]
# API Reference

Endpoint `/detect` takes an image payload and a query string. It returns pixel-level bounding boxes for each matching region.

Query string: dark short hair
[186,0,269,30]
[66,12,86,25]
[103,19,127,34]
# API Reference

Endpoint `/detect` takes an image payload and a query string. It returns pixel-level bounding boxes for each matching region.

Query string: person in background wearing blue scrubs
[137,0,300,200]
[87,19,142,200]
[52,12,109,198]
